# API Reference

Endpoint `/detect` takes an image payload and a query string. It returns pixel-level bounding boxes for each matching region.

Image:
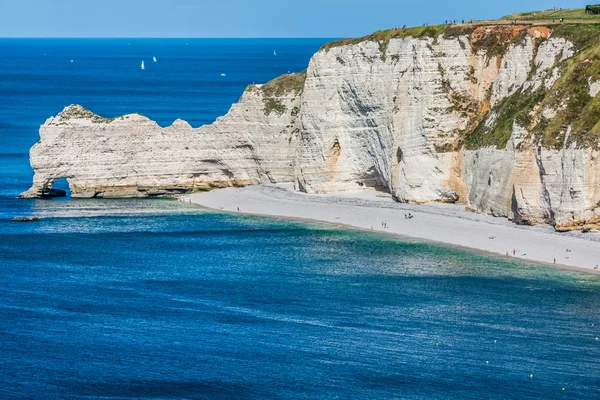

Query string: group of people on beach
[504,246,598,270]
[404,213,414,220]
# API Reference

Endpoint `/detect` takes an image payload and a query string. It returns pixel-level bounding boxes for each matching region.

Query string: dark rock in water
[19,188,66,199]
[12,216,41,222]
[42,188,67,198]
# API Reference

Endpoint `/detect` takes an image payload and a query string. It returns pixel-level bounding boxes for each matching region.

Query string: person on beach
[554,257,556,264]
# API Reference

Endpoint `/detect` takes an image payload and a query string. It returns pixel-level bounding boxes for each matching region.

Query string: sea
[0,38,599,399]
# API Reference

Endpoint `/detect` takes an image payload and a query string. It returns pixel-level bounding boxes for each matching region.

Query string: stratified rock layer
[20,86,300,198]
[21,24,600,230]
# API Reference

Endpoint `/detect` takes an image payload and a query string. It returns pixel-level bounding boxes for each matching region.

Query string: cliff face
[294,25,600,231]
[21,24,600,231]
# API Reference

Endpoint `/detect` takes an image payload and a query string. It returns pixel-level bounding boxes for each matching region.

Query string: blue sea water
[1,39,600,399]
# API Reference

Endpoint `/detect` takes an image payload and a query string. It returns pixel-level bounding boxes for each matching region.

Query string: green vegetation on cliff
[245,71,307,117]
[59,105,115,123]
[502,7,600,21]
[464,23,600,150]
[321,24,534,62]
[263,98,287,116]
[260,71,306,97]
[320,25,448,55]
[532,30,600,148]
[465,88,545,149]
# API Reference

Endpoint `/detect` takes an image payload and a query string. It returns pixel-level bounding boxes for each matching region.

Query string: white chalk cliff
[21,24,600,231]
[20,84,300,198]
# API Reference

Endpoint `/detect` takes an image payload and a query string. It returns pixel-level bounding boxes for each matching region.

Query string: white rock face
[490,37,534,105]
[525,37,574,91]
[21,88,300,198]
[461,147,600,229]
[295,34,479,203]
[21,25,600,230]
[589,78,600,97]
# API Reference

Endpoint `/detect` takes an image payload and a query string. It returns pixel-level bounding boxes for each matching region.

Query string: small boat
[141,60,145,70]
[274,50,277,56]
[221,73,226,77]
[153,56,157,62]
[70,60,74,63]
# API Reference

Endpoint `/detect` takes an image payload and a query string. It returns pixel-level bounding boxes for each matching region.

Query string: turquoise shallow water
[1,39,600,399]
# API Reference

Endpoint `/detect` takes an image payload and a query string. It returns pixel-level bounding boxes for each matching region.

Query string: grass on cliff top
[501,8,600,21]
[58,105,148,123]
[250,71,306,116]
[320,25,448,52]
[319,23,532,61]
[59,105,114,123]
[259,70,307,97]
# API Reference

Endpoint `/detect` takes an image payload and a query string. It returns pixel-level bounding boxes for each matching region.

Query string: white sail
[153,57,157,63]
[141,61,145,70]
[273,50,277,56]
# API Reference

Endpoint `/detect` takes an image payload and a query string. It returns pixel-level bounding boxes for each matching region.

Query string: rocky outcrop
[21,23,600,231]
[20,81,301,198]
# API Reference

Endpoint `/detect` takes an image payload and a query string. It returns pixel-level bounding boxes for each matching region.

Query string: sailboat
[153,56,157,63]
[273,50,277,56]
[141,60,145,70]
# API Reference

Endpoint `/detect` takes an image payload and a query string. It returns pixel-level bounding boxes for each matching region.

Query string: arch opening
[51,178,71,198]
[38,177,69,199]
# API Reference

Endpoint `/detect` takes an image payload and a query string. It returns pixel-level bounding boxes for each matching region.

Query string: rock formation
[21,23,600,231]
[20,77,302,198]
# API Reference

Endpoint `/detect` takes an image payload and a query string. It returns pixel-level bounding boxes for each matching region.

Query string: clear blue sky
[0,0,588,38]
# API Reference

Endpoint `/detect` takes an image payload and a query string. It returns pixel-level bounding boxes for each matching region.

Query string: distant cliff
[21,23,600,231]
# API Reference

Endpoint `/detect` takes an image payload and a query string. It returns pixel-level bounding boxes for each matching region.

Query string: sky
[0,0,588,38]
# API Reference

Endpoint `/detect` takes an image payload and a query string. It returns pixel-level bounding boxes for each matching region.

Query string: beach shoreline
[185,184,600,275]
